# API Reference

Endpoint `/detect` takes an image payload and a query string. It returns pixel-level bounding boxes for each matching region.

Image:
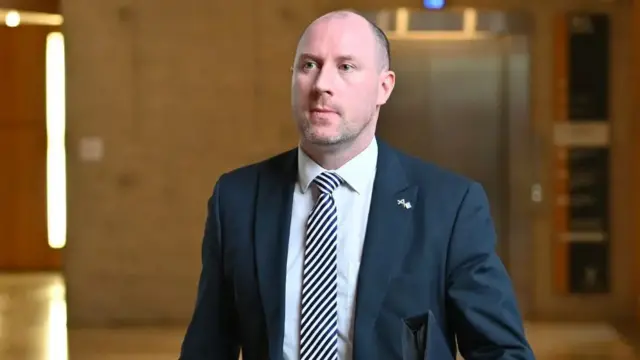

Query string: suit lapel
[254,150,297,360]
[353,142,418,357]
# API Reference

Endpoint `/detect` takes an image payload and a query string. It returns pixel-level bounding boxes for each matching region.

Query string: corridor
[0,273,637,359]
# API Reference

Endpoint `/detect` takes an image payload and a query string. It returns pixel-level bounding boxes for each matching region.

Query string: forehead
[297,15,377,61]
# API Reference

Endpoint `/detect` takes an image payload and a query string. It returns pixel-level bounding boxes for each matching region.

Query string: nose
[313,66,336,96]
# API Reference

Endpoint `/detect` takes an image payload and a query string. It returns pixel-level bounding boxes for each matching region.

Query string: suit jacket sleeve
[445,182,534,359]
[180,176,240,360]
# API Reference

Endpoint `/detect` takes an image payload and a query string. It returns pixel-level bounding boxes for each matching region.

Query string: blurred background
[1,0,639,358]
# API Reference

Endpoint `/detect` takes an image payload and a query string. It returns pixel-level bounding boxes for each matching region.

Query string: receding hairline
[295,9,391,70]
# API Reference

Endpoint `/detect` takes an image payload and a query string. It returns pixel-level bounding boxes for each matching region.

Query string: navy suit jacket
[180,140,534,360]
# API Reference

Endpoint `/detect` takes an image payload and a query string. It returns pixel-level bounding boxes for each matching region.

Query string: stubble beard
[300,115,363,146]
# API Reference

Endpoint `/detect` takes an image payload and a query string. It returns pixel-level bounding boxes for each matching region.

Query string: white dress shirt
[282,138,378,360]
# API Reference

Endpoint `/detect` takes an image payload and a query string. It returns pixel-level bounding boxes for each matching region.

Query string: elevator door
[377,37,532,303]
[379,37,506,242]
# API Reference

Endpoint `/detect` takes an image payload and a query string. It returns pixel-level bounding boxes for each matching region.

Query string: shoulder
[387,144,474,188]
[381,141,483,205]
[215,147,297,191]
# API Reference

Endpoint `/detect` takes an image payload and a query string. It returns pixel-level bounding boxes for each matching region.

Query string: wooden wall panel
[0,0,59,14]
[552,14,569,294]
[0,27,47,125]
[0,128,55,269]
[0,25,61,270]
[632,0,640,322]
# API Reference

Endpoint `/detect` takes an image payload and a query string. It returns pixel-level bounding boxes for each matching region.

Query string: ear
[376,70,396,106]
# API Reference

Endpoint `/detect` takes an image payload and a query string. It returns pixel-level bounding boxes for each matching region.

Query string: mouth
[309,108,337,114]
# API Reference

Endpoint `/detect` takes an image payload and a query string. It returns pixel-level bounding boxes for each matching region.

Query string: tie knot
[313,171,343,195]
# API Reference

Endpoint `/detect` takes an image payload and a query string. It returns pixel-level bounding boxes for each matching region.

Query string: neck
[301,132,375,170]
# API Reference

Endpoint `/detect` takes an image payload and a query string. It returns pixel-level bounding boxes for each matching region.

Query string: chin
[303,128,347,146]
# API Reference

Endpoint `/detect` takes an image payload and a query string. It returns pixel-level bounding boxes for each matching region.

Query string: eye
[302,61,317,70]
[339,63,355,71]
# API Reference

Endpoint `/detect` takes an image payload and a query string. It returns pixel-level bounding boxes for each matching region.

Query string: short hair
[366,18,391,70]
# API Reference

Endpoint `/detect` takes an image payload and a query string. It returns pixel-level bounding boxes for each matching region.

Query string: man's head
[291,10,395,154]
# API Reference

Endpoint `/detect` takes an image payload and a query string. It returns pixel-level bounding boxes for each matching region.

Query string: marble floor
[0,273,637,359]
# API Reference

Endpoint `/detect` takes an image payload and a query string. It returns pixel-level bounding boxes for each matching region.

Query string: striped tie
[300,171,343,360]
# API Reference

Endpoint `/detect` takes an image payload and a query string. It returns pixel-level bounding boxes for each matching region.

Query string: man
[180,9,534,360]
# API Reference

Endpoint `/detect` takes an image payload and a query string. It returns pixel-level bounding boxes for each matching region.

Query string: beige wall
[61,0,636,326]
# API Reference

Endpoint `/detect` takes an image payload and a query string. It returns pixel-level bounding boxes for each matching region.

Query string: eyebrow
[297,53,358,63]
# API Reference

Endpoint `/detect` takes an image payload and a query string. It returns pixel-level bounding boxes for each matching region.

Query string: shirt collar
[297,138,378,194]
